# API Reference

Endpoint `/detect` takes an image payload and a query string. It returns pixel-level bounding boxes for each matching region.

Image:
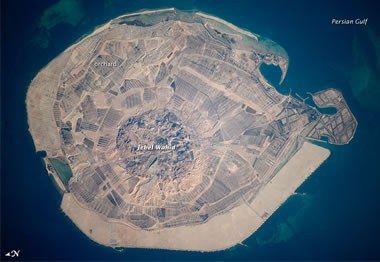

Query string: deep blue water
[2,0,380,260]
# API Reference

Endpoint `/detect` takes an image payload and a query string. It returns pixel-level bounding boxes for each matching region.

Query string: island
[26,8,357,251]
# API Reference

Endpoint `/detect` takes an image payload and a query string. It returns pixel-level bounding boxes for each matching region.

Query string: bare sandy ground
[27,8,324,251]
[196,12,259,41]
[66,8,176,53]
[61,141,330,251]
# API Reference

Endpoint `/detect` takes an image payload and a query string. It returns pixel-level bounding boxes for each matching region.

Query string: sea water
[2,0,380,260]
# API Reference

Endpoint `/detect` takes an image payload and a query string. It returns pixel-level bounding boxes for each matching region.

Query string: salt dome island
[26,8,357,251]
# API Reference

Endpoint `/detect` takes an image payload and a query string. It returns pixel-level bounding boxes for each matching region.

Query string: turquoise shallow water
[49,158,73,188]
[2,0,380,260]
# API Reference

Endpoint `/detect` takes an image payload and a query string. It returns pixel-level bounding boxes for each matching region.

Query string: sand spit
[195,12,259,41]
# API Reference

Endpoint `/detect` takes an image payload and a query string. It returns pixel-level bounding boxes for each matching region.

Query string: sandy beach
[61,141,330,251]
[196,12,259,41]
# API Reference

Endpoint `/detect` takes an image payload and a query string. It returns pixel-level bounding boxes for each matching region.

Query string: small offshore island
[26,8,357,251]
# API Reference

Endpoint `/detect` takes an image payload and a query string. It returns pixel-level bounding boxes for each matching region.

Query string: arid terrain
[26,8,357,251]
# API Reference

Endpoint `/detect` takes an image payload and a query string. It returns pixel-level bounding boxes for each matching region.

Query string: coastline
[3,0,375,259]
[26,8,331,252]
[25,6,290,189]
[195,11,288,84]
[196,12,259,41]
[67,8,176,53]
[311,88,358,145]
[61,140,330,251]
